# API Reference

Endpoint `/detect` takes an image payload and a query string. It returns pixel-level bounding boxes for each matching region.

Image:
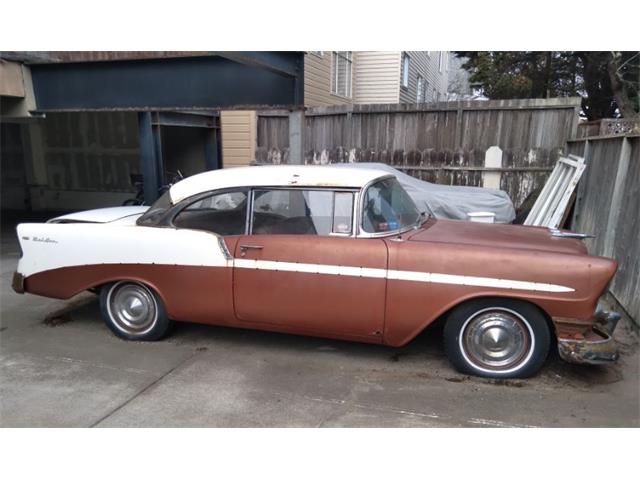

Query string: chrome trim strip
[217,236,233,261]
[548,228,595,239]
[233,258,575,293]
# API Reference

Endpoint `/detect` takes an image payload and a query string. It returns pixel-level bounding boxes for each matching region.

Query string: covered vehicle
[333,162,515,223]
[13,165,618,379]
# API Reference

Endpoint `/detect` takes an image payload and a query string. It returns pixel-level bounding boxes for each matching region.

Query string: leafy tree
[454,51,639,120]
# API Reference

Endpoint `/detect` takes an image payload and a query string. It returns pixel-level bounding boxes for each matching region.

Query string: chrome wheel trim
[458,307,535,375]
[106,281,158,336]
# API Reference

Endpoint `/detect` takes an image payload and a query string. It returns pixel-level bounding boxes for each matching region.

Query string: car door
[233,188,388,342]
[169,188,249,325]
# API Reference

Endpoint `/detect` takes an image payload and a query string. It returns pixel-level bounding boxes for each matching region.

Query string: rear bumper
[12,271,25,294]
[557,309,620,365]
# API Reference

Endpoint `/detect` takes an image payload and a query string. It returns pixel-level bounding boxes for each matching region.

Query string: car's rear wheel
[443,298,550,378]
[100,281,170,341]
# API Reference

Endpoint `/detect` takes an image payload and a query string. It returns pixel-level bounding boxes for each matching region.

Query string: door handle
[239,244,263,256]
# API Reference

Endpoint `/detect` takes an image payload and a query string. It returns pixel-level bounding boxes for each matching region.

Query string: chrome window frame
[247,186,359,237]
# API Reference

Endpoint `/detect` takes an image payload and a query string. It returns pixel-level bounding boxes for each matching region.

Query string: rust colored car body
[13,165,620,378]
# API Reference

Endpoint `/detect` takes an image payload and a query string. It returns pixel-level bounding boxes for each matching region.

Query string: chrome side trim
[549,228,595,239]
[233,258,575,293]
[217,236,233,261]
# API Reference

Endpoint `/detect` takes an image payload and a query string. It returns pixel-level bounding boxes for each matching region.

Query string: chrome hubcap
[461,308,533,372]
[107,282,157,335]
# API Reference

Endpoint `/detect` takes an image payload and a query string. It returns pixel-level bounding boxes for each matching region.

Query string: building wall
[0,123,28,210]
[0,60,25,97]
[353,51,401,104]
[29,112,141,210]
[3,110,243,212]
[220,111,256,168]
[0,113,142,212]
[399,51,449,104]
[0,60,37,118]
[431,51,450,101]
[304,52,353,108]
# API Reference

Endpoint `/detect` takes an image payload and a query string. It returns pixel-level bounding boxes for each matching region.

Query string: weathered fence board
[569,135,640,323]
[256,98,581,208]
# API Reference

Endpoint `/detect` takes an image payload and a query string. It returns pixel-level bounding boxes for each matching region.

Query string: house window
[433,88,438,101]
[439,52,444,72]
[401,53,410,88]
[331,51,353,98]
[416,75,425,103]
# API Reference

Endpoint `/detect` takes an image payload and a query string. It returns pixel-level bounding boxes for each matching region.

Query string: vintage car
[13,165,620,378]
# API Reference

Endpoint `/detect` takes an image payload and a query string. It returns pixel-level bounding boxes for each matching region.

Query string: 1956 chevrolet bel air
[13,165,620,378]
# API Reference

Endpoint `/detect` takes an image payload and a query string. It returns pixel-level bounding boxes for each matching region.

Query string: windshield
[136,191,172,226]
[362,177,421,234]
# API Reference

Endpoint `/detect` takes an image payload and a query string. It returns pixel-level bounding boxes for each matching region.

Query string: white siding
[353,51,401,104]
[220,111,256,168]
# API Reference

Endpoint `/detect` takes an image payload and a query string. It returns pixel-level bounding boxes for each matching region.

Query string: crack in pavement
[273,390,537,428]
[89,350,200,428]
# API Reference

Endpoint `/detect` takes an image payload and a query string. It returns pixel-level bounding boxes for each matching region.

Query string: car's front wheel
[100,281,170,341]
[443,298,550,378]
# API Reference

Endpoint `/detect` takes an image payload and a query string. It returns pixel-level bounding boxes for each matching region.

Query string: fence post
[603,137,631,258]
[288,110,304,165]
[483,146,503,189]
[453,105,464,149]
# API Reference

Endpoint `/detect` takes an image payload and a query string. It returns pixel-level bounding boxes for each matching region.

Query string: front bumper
[557,309,620,365]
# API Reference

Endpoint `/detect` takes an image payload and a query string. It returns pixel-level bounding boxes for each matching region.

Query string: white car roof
[169,165,390,204]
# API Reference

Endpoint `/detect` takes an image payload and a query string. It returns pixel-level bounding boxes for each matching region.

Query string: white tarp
[333,163,516,224]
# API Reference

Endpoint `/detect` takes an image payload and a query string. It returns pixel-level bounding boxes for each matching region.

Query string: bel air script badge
[32,237,58,244]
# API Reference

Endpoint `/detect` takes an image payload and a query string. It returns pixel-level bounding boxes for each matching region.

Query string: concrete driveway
[1,222,638,427]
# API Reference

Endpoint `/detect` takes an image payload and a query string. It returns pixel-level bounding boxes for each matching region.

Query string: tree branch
[608,52,640,118]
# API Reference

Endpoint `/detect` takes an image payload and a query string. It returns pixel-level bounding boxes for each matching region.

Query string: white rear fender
[16,223,232,278]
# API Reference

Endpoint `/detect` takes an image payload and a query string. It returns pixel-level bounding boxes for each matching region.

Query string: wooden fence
[256,98,582,209]
[576,118,640,138]
[568,134,640,323]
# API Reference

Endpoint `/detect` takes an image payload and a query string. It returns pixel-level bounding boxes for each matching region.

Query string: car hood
[409,219,588,255]
[48,206,149,224]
